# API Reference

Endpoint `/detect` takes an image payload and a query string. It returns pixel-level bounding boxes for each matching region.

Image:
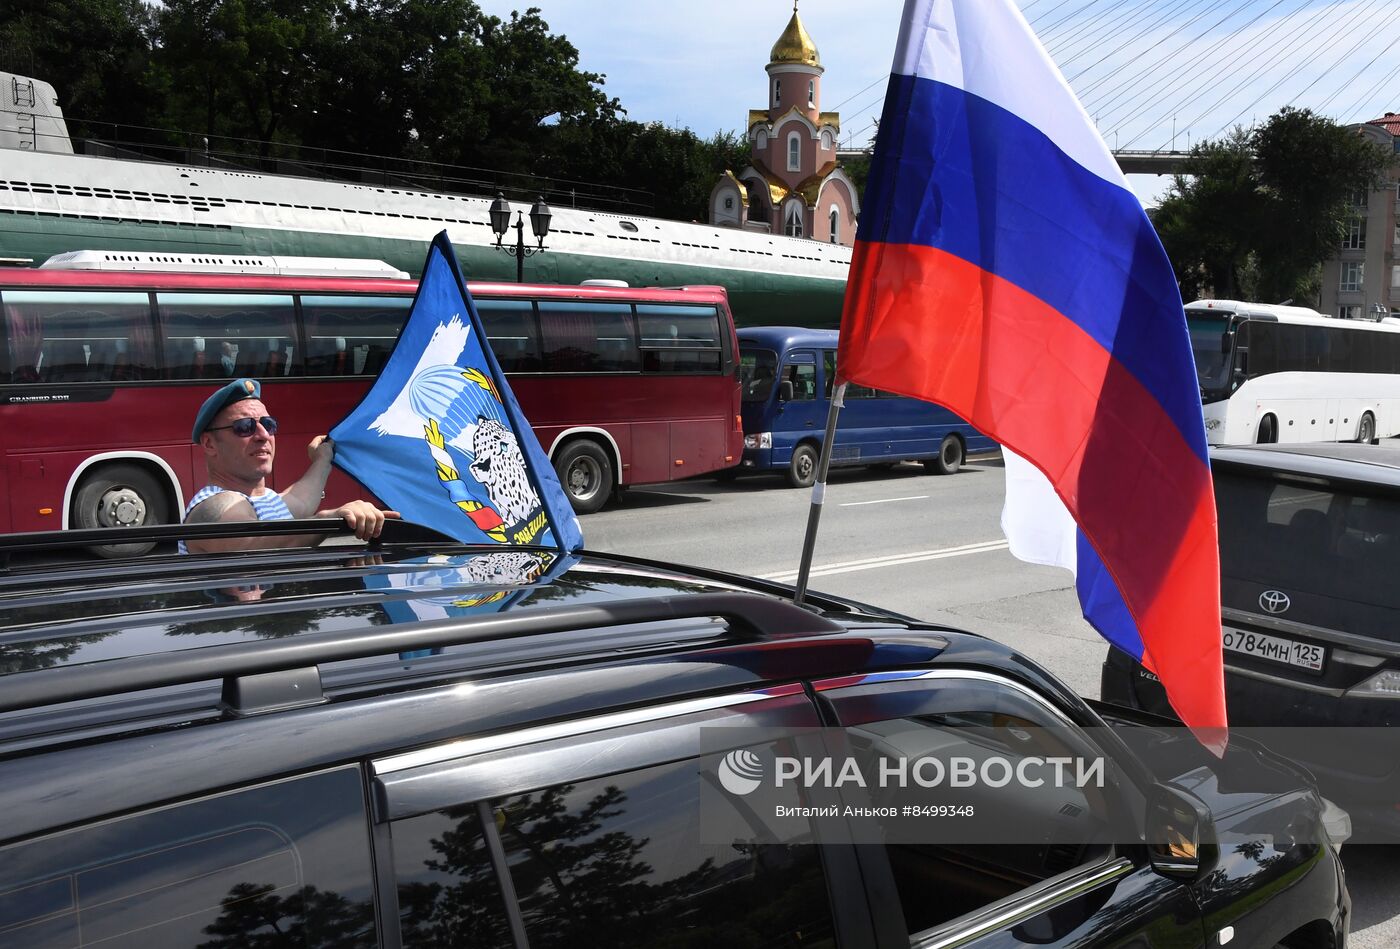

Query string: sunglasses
[207,416,278,437]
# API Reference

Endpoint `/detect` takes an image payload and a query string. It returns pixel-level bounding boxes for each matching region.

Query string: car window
[0,766,375,947]
[391,754,836,948]
[1216,470,1400,610]
[740,348,778,402]
[782,362,816,401]
[816,674,1125,939]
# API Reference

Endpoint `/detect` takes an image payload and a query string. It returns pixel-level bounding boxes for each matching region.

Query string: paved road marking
[839,495,929,507]
[762,539,1010,582]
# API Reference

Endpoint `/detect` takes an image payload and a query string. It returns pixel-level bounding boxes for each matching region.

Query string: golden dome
[770,8,820,67]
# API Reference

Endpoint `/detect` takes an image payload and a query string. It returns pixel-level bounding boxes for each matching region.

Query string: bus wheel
[1358,412,1376,445]
[1257,415,1278,444]
[787,443,818,488]
[554,440,613,515]
[923,435,964,475]
[73,464,169,558]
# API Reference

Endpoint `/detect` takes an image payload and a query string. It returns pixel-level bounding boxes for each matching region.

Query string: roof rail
[0,518,455,561]
[39,250,411,279]
[0,592,845,714]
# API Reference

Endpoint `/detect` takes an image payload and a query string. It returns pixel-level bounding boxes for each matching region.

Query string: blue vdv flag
[330,232,583,551]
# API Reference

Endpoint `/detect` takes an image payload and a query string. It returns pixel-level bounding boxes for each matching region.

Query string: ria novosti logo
[714,748,1106,795]
[718,749,765,796]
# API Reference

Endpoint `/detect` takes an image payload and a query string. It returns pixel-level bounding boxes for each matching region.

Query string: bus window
[781,363,816,401]
[637,304,721,373]
[1325,326,1350,372]
[1274,323,1307,373]
[477,299,542,372]
[299,295,409,377]
[1304,327,1329,371]
[539,302,639,373]
[1186,310,1232,392]
[820,349,875,397]
[157,293,297,380]
[1,290,157,384]
[1241,321,1276,378]
[741,349,777,402]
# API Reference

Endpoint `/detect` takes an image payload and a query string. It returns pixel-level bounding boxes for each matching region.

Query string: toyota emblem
[1259,590,1291,614]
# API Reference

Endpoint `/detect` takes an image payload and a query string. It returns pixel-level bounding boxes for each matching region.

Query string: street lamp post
[489,192,552,282]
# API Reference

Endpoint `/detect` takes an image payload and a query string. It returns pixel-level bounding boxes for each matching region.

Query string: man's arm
[282,435,399,541]
[182,492,304,554]
[277,435,336,518]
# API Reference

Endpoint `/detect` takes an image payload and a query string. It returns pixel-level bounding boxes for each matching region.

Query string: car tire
[922,435,964,475]
[72,464,169,558]
[1358,411,1376,445]
[787,443,818,488]
[1257,414,1278,444]
[553,440,613,515]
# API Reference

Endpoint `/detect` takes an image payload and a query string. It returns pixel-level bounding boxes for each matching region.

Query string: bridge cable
[1119,0,1348,148]
[1079,0,1262,120]
[1208,0,1391,140]
[1313,25,1400,117]
[1103,0,1315,142]
[1055,0,1206,70]
[1070,0,1229,86]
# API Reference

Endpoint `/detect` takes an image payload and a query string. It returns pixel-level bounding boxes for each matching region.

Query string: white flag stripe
[892,0,1124,189]
[763,539,1008,582]
[1000,448,1078,574]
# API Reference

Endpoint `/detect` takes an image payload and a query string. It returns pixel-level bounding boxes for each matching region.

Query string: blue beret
[192,378,262,442]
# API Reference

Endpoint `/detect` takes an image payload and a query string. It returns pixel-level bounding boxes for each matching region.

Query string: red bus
[0,251,743,548]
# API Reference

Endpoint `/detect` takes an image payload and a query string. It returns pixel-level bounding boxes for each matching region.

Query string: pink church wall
[774,120,822,188]
[771,71,821,123]
[815,182,856,244]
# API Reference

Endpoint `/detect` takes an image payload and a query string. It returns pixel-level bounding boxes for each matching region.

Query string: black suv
[1105,442,1400,836]
[0,519,1348,948]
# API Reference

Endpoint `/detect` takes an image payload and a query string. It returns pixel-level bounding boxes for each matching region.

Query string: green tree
[156,0,340,154]
[549,120,748,219]
[1153,108,1393,303]
[1154,129,1261,301]
[392,5,621,173]
[0,0,162,132]
[1252,107,1392,302]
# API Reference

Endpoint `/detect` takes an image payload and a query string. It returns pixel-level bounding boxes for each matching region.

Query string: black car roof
[1211,443,1400,490]
[0,520,1145,843]
[0,520,1096,756]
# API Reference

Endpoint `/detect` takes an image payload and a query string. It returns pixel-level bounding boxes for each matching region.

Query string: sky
[476,0,1400,208]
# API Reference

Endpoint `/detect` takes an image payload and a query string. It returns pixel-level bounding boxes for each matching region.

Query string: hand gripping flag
[837,0,1225,748]
[330,232,583,552]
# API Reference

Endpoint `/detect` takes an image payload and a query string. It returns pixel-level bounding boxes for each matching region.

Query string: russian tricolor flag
[838,0,1226,746]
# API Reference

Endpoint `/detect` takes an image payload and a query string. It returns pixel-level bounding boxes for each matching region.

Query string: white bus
[1190,299,1400,445]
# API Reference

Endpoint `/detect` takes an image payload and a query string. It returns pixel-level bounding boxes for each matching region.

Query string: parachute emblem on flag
[366,316,550,547]
[329,231,583,552]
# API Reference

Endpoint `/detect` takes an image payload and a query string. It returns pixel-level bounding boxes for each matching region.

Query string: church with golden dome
[707,2,860,244]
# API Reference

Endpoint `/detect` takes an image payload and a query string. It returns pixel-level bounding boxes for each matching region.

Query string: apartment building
[1319,116,1400,320]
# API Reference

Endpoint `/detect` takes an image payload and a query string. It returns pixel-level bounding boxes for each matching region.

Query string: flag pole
[793,382,846,606]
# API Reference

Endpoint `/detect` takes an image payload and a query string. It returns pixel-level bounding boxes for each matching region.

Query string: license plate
[1223,628,1325,672]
